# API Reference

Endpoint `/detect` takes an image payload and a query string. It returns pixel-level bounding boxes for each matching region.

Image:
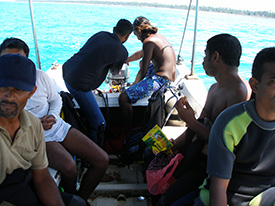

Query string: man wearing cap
[0,54,65,205]
[0,37,110,201]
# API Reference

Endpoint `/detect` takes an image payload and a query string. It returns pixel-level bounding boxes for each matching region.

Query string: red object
[146,153,184,195]
[104,127,125,154]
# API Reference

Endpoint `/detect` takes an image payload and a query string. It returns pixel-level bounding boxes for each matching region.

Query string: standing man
[63,19,133,145]
[0,54,65,206]
[198,47,275,206]
[119,16,176,133]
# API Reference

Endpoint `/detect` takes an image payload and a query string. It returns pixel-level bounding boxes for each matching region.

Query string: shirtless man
[119,16,176,133]
[198,47,275,206]
[157,33,252,206]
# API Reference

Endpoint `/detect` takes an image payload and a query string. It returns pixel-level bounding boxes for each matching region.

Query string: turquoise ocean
[0,1,274,91]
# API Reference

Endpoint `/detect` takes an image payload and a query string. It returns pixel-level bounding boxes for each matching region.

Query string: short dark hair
[252,47,275,82]
[206,33,241,67]
[0,37,30,57]
[114,19,133,36]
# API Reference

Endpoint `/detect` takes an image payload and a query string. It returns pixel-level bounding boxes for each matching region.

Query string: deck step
[89,160,151,205]
[88,196,150,206]
[93,183,149,197]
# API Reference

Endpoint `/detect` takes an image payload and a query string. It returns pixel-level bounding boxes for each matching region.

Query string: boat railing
[177,0,200,79]
[177,0,193,65]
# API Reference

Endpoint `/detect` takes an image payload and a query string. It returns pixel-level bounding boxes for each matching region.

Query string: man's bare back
[199,75,251,155]
[119,16,176,133]
[143,33,176,82]
[203,75,251,122]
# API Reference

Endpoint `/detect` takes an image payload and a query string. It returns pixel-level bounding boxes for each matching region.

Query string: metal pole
[28,0,41,70]
[190,0,199,76]
[177,0,192,64]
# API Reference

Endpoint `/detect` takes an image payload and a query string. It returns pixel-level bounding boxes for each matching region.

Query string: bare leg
[46,141,77,193]
[61,128,109,200]
[119,91,133,133]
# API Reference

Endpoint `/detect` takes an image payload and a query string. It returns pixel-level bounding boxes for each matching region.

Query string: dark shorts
[126,65,170,103]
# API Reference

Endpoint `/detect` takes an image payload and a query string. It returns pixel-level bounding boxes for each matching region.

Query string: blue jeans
[65,83,105,145]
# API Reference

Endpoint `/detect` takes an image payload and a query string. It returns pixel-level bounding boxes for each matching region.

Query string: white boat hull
[46,63,206,114]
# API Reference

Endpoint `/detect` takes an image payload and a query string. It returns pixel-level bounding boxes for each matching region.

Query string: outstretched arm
[32,168,65,206]
[126,50,143,64]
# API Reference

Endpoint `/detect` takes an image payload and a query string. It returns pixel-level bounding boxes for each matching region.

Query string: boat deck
[46,62,203,205]
[87,125,187,206]
[88,155,151,206]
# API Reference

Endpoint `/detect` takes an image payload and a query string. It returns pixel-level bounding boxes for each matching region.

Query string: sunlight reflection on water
[1,2,274,91]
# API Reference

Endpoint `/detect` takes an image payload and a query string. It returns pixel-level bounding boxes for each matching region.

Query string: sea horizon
[1,1,274,91]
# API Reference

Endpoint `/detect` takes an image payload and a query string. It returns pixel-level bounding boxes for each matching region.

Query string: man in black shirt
[63,19,133,145]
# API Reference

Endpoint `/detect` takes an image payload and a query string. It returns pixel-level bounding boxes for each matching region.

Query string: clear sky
[109,0,275,12]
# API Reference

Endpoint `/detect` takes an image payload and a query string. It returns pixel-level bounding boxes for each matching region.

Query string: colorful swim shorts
[126,65,170,103]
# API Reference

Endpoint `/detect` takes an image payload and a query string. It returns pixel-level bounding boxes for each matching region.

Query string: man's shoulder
[36,69,51,82]
[92,31,116,40]
[224,101,246,114]
[208,79,249,105]
[20,110,42,128]
[36,69,46,76]
[208,82,218,91]
[215,101,247,125]
[90,31,124,49]
[142,33,157,45]
[96,31,111,35]
[225,79,251,105]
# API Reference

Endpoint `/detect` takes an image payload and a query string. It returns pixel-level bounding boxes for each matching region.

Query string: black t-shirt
[63,31,128,91]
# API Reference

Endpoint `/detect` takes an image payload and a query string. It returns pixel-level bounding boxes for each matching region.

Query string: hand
[40,115,56,130]
[175,97,196,125]
[169,138,179,153]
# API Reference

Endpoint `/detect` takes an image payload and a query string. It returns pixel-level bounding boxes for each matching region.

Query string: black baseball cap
[0,54,36,92]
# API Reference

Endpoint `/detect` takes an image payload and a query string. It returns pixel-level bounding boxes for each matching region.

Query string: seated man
[0,37,109,201]
[119,16,176,133]
[0,54,65,205]
[157,34,252,205]
[196,47,275,206]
